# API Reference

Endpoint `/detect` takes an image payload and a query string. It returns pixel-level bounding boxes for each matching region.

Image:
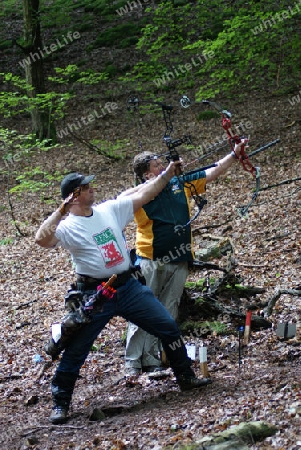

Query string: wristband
[58,202,67,216]
[231,150,238,159]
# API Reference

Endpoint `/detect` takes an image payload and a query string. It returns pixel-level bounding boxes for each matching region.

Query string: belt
[76,268,133,289]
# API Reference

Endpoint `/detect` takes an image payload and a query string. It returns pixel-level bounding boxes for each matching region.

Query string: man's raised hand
[59,187,81,216]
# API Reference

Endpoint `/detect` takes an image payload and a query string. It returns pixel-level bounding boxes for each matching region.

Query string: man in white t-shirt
[35,163,212,425]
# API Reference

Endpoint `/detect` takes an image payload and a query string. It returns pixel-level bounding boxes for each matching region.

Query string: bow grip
[166,149,182,175]
[166,148,180,162]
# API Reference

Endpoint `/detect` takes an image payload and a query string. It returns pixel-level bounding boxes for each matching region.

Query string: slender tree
[20,0,55,140]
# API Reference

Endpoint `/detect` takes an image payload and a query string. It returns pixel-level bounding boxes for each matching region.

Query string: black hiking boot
[177,374,212,391]
[49,406,69,424]
[50,371,77,424]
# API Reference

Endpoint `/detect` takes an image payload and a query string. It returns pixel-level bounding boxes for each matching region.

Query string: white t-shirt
[55,197,133,278]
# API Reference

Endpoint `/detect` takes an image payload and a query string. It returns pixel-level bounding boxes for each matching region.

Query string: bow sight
[127,94,192,164]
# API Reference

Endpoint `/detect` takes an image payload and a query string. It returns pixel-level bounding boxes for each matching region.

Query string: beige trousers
[125,259,189,369]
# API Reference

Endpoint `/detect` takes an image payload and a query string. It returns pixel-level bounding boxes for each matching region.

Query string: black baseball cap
[60,172,95,199]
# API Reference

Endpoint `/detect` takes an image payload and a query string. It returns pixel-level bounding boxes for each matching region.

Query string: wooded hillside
[0,1,300,449]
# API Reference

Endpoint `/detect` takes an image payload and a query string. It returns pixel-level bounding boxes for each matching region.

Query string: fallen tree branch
[20,425,86,437]
[263,232,289,242]
[193,217,232,233]
[266,288,301,316]
[36,361,53,380]
[179,284,271,331]
[237,262,269,268]
[0,374,23,383]
[15,299,38,310]
[68,129,118,160]
[6,179,27,237]
[191,260,227,273]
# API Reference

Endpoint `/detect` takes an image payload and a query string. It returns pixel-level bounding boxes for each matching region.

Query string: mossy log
[178,294,272,333]
[199,420,277,446]
[164,421,277,450]
[179,274,272,332]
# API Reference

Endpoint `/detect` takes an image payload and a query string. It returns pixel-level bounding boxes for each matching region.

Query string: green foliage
[186,4,301,97]
[179,320,209,336]
[180,319,227,336]
[104,64,119,78]
[0,40,13,50]
[48,65,108,85]
[76,22,95,33]
[184,281,198,289]
[72,0,128,16]
[123,0,301,97]
[0,127,59,178]
[137,1,195,58]
[93,0,128,16]
[90,139,128,160]
[203,320,227,335]
[0,72,72,121]
[0,126,63,236]
[121,329,127,346]
[185,278,216,289]
[27,0,132,29]
[10,167,63,196]
[39,0,72,28]
[0,237,13,245]
[120,61,167,91]
[0,0,22,18]
[0,127,61,204]
[0,65,109,143]
[0,72,33,91]
[1,0,300,139]
[0,128,62,217]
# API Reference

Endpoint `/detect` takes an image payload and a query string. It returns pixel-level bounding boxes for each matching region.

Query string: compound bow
[127,94,280,218]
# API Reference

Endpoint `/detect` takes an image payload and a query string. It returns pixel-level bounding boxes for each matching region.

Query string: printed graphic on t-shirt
[93,228,124,268]
[170,182,181,195]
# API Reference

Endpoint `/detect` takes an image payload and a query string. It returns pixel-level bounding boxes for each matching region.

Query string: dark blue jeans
[57,278,193,378]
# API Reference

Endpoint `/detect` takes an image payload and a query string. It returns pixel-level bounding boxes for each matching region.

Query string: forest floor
[0,91,300,450]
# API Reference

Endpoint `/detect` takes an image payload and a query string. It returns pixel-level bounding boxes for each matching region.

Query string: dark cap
[60,172,95,199]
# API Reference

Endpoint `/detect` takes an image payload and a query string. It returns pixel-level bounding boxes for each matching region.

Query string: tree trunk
[23,0,55,141]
